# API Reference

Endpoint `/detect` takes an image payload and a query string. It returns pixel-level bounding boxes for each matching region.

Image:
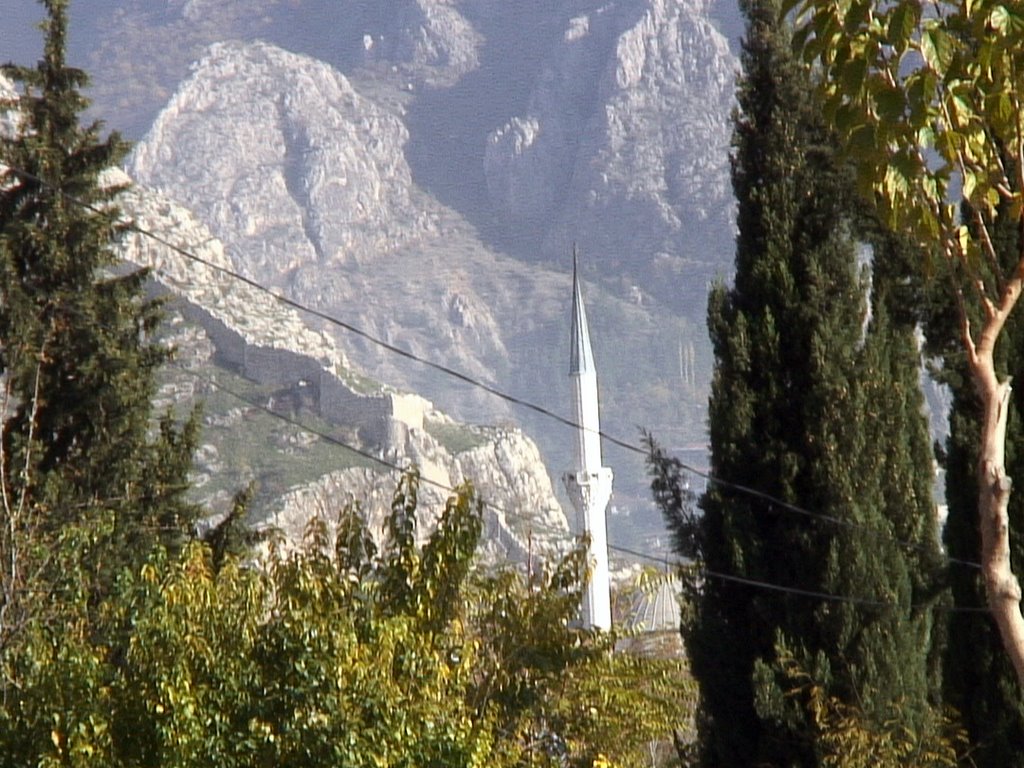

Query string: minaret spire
[563,248,613,631]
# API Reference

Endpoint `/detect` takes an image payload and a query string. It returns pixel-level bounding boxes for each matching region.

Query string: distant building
[621,574,686,658]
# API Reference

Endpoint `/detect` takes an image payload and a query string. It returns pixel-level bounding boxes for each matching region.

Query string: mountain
[116,169,570,556]
[483,0,736,312]
[4,0,741,551]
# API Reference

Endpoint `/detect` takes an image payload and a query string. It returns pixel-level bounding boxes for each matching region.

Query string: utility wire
[0,162,984,572]
[606,543,991,614]
[180,364,992,615]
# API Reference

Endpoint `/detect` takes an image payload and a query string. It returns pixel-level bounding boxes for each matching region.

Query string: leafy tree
[789,0,1024,686]
[469,547,694,768]
[771,645,966,768]
[649,0,945,763]
[916,198,1024,764]
[0,0,199,651]
[0,473,693,768]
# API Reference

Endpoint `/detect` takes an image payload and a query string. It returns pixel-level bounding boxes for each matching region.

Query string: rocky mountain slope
[5,0,740,549]
[116,171,570,555]
[484,0,735,310]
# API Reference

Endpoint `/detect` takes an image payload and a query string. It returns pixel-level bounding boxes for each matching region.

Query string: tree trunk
[975,359,1024,686]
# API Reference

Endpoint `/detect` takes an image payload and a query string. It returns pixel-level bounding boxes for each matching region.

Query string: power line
[0,161,984,573]
[606,543,990,614]
[179,363,993,615]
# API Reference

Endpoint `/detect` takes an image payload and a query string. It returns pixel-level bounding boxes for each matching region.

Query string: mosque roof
[625,576,682,634]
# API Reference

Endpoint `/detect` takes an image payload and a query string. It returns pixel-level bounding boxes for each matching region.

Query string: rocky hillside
[6,0,741,549]
[115,171,570,556]
[484,0,736,311]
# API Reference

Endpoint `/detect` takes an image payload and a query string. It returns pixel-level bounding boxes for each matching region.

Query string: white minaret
[563,251,613,631]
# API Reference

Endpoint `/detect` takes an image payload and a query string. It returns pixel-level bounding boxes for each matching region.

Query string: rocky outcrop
[76,0,485,140]
[267,419,568,563]
[113,172,570,553]
[11,9,724,533]
[130,41,436,284]
[484,0,736,310]
[115,170,351,376]
[125,32,712,519]
[362,0,482,86]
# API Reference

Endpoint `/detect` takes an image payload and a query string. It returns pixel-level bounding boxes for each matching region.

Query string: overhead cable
[0,161,983,573]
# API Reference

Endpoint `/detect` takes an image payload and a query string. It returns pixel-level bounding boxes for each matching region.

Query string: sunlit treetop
[786,0,1024,275]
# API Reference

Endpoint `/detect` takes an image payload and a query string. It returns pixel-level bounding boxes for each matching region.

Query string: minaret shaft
[571,369,603,471]
[563,253,613,632]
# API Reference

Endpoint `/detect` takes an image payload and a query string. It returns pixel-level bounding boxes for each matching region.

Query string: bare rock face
[9,7,725,545]
[74,0,484,139]
[129,40,433,285]
[363,0,482,86]
[484,0,736,309]
[115,170,351,376]
[262,419,569,562]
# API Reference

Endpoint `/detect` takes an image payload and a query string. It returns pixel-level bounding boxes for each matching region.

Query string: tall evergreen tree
[0,0,198,645]
[923,196,1024,766]
[662,0,946,763]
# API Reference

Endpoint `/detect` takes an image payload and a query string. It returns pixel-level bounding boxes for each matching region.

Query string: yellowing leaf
[887,1,919,50]
[989,4,1010,31]
[957,224,970,254]
[963,170,978,200]
[920,25,954,74]
[986,186,1001,210]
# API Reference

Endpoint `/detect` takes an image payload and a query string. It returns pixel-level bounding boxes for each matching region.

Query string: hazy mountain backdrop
[2,0,746,551]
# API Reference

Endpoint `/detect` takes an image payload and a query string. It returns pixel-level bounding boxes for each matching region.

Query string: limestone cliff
[484,0,737,311]
[130,40,432,283]
[113,171,569,554]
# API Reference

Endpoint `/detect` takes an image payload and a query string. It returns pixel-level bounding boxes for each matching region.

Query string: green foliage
[468,540,696,768]
[0,478,492,768]
[644,433,701,561]
[787,0,1024,255]
[0,0,200,652]
[650,0,946,763]
[0,473,693,767]
[771,646,966,768]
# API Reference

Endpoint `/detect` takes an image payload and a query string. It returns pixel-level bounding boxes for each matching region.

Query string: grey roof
[569,251,594,376]
[626,577,682,633]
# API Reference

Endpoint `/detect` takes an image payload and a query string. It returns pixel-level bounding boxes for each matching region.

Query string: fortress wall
[243,345,323,388]
[172,292,432,450]
[320,373,392,445]
[176,302,248,371]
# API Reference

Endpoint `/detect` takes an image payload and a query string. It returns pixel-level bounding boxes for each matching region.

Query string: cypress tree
[672,0,946,763]
[0,0,199,636]
[924,196,1024,766]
